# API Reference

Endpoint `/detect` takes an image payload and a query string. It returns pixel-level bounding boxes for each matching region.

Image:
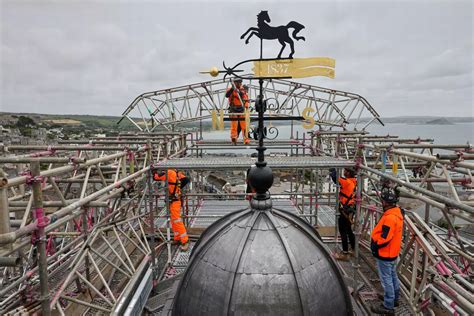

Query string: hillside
[1,112,473,133]
[425,118,454,125]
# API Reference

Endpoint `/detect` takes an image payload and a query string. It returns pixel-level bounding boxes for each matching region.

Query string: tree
[16,116,36,128]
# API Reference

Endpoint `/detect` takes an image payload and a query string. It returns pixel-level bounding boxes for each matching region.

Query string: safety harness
[339,183,356,223]
[169,170,190,201]
[228,88,246,113]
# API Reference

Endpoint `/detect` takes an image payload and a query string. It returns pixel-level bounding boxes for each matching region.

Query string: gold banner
[252,57,335,79]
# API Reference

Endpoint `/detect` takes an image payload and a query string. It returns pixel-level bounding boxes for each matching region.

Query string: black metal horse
[240,11,305,59]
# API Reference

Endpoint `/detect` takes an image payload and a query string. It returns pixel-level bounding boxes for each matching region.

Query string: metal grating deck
[153,156,354,170]
[327,242,413,316]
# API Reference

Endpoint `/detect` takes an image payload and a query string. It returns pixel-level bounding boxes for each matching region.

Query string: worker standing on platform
[153,169,190,251]
[370,185,403,315]
[329,167,357,261]
[226,78,250,145]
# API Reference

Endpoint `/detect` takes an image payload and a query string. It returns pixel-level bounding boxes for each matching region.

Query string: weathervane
[240,10,305,59]
[201,10,337,200]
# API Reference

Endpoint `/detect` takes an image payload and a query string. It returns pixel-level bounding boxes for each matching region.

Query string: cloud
[0,0,472,117]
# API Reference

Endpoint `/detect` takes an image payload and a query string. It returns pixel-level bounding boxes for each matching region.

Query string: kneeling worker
[153,169,190,251]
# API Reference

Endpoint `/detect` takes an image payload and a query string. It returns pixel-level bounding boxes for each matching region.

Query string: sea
[201,122,473,148]
[200,121,473,224]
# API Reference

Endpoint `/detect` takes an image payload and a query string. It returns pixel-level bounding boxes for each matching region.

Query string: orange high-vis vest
[339,177,356,206]
[226,88,249,108]
[371,206,404,261]
[153,169,186,196]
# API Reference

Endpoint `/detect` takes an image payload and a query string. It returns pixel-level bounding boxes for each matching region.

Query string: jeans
[376,258,400,310]
[338,215,355,252]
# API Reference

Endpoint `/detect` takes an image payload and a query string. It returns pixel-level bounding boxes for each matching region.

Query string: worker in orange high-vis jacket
[226,78,250,145]
[329,167,357,261]
[370,185,404,315]
[153,169,190,251]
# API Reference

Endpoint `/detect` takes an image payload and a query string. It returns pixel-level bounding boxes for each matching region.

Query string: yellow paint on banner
[392,162,399,175]
[302,107,315,129]
[219,109,224,130]
[211,110,217,130]
[244,109,250,136]
[392,154,399,175]
[293,67,335,79]
[253,57,336,78]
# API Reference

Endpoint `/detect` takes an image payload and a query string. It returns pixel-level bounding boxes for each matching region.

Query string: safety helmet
[344,167,356,177]
[233,78,242,83]
[152,170,165,179]
[380,186,399,204]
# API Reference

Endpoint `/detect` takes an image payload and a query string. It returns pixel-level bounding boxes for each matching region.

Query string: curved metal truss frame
[119,78,383,132]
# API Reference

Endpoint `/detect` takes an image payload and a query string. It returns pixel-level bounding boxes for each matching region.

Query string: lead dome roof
[172,199,353,316]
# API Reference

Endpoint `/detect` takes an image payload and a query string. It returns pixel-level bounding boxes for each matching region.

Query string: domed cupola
[172,196,353,315]
[173,76,353,315]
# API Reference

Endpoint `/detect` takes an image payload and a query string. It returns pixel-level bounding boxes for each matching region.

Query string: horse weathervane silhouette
[240,10,305,59]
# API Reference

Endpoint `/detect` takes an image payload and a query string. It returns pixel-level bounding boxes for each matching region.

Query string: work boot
[377,294,400,307]
[244,139,250,145]
[333,251,350,261]
[180,242,190,252]
[370,303,395,315]
[231,138,237,145]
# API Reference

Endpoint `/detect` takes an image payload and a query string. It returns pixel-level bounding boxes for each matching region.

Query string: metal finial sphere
[248,165,274,195]
[210,67,219,77]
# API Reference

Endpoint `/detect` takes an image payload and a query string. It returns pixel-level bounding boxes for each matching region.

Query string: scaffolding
[0,81,472,315]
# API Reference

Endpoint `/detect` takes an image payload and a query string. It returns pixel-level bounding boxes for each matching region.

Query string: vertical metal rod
[81,208,91,281]
[257,78,265,163]
[422,183,431,276]
[410,242,419,302]
[353,171,363,291]
[199,105,203,140]
[0,169,11,252]
[302,181,305,215]
[296,131,299,157]
[31,161,51,316]
[303,132,306,156]
[290,120,294,140]
[165,170,172,264]
[309,169,313,226]
[147,170,157,288]
[315,169,319,227]
[290,169,293,197]
[296,168,300,208]
[334,168,340,250]
[147,140,157,280]
[17,163,26,196]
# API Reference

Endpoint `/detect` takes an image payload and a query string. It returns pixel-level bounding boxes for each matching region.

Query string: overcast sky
[1,0,472,117]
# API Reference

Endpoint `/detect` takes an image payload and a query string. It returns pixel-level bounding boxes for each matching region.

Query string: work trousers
[230,115,249,144]
[376,258,400,310]
[170,199,188,244]
[338,214,355,252]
